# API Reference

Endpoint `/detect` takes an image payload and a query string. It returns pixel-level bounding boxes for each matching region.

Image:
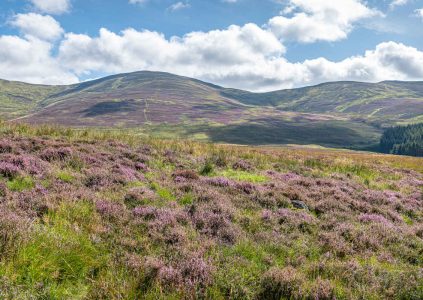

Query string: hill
[0,122,422,299]
[1,71,423,149]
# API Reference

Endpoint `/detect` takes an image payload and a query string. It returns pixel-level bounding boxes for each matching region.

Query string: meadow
[0,121,421,299]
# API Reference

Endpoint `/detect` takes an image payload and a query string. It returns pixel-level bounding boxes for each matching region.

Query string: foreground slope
[0,123,422,299]
[2,72,423,148]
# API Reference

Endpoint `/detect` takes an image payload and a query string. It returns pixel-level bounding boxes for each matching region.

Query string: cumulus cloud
[0,35,77,84]
[57,24,285,80]
[390,0,409,9]
[415,8,423,20]
[29,0,71,14]
[0,1,422,91]
[268,0,381,43]
[168,2,190,11]
[10,13,64,41]
[55,24,423,91]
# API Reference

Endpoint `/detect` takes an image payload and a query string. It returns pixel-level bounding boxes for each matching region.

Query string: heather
[0,122,422,299]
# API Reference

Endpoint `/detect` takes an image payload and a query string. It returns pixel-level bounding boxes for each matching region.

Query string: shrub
[40,147,73,161]
[172,170,199,181]
[260,267,305,300]
[200,161,214,176]
[0,162,21,179]
[0,139,13,153]
[95,200,126,220]
[233,160,252,171]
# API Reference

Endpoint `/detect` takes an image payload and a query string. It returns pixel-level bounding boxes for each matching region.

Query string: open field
[0,122,421,299]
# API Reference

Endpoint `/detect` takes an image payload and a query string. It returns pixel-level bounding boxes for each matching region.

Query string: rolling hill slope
[1,71,422,149]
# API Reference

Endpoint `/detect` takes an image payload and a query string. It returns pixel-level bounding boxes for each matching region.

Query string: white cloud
[415,8,423,20]
[390,0,409,9]
[268,0,381,43]
[29,0,71,14]
[169,2,190,11]
[0,1,422,91]
[129,0,148,4]
[0,35,77,84]
[10,13,64,41]
[55,23,423,91]
[57,24,285,80]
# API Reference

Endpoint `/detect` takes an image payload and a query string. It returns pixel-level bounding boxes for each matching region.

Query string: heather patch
[0,124,421,299]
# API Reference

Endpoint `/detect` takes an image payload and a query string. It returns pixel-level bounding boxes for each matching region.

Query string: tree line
[379,123,423,157]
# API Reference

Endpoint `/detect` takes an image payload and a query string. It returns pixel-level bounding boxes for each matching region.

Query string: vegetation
[1,72,423,150]
[380,123,423,157]
[0,121,422,299]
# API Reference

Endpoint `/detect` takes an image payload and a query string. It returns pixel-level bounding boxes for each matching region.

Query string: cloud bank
[0,1,422,91]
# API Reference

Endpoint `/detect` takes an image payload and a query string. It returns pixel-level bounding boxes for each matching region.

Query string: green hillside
[1,71,422,150]
[222,81,423,126]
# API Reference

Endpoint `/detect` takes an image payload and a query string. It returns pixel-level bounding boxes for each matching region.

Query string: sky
[0,0,423,91]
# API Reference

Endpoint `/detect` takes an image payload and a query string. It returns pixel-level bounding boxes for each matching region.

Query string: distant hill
[1,71,422,149]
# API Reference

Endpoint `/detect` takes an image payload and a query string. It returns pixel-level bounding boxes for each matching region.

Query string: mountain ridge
[1,71,422,150]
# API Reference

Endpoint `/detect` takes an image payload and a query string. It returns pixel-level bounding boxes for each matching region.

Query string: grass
[6,176,35,192]
[215,169,268,183]
[56,170,75,183]
[1,202,104,299]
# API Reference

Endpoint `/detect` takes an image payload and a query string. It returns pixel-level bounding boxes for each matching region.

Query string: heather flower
[40,147,73,161]
[95,200,125,220]
[0,207,31,253]
[125,253,143,273]
[158,266,182,288]
[309,278,336,300]
[0,140,13,153]
[236,182,256,194]
[260,267,305,300]
[278,172,302,182]
[135,162,148,172]
[112,165,141,183]
[359,213,392,227]
[133,206,156,219]
[191,202,238,244]
[4,154,46,176]
[85,169,111,189]
[124,187,156,208]
[203,177,234,188]
[180,256,214,288]
[261,209,273,221]
[0,162,20,179]
[172,170,199,181]
[233,160,252,171]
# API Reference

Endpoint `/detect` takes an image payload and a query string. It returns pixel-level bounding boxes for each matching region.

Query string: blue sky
[0,0,423,91]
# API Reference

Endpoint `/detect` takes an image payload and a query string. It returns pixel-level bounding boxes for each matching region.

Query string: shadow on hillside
[80,99,139,117]
[201,118,381,149]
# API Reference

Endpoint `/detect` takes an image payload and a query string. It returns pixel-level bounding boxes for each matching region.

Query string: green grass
[56,170,75,183]
[0,202,105,299]
[7,176,35,192]
[216,169,268,183]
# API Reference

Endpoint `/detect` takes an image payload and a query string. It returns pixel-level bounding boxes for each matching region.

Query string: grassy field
[0,121,421,299]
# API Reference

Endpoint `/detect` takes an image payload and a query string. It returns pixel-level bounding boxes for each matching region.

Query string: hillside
[0,122,422,299]
[1,71,423,149]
